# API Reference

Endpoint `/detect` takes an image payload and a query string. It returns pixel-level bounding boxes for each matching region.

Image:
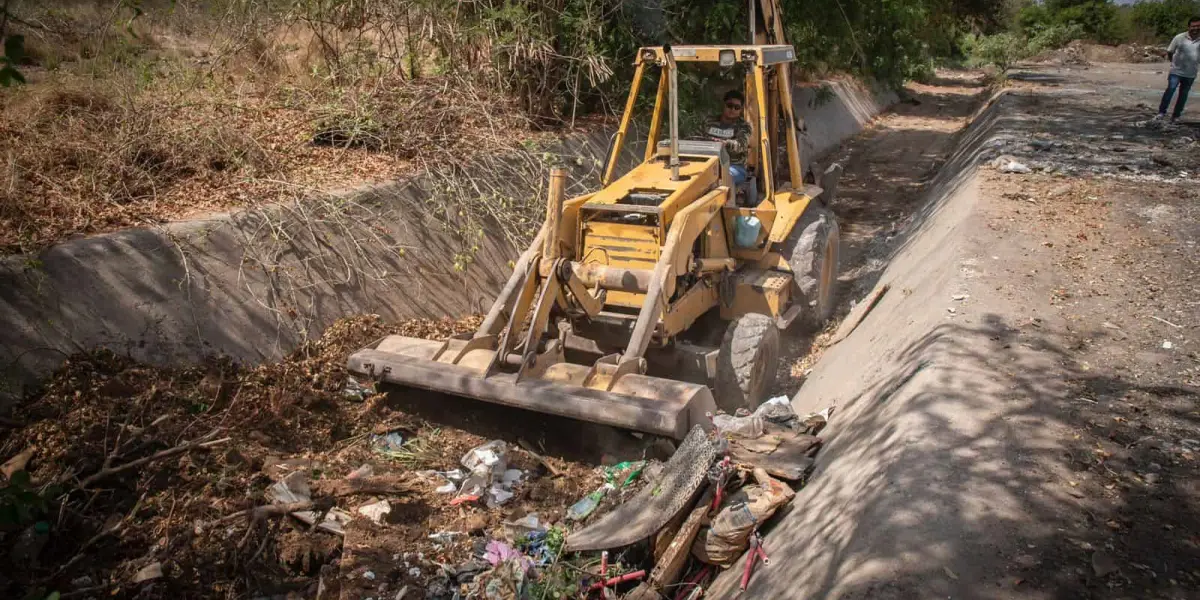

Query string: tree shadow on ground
[742,315,1200,599]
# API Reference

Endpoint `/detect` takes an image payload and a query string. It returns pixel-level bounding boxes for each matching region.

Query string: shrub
[961,32,1033,74]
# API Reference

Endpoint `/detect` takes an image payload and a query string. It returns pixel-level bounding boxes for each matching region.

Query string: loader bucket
[347,336,718,439]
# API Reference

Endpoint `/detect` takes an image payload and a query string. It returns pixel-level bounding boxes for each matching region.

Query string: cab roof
[635,45,796,67]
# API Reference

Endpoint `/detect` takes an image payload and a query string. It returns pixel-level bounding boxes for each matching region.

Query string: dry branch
[518,438,563,477]
[71,433,231,489]
[218,501,318,525]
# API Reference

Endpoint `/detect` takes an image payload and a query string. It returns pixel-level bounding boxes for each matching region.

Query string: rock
[358,500,392,524]
[222,447,249,467]
[248,431,273,445]
[1,446,35,480]
[1002,162,1032,174]
[1151,154,1174,167]
[316,564,340,600]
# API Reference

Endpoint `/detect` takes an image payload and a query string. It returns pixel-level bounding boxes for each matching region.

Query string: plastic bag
[712,411,765,439]
[691,468,795,567]
[463,440,509,478]
[753,396,797,425]
[453,440,519,506]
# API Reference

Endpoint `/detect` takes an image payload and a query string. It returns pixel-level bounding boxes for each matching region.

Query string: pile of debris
[0,314,828,599]
[1120,43,1166,64]
[1035,41,1166,67]
[346,398,829,600]
[548,398,828,600]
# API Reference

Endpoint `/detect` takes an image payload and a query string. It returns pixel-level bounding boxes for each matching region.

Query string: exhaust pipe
[663,45,681,182]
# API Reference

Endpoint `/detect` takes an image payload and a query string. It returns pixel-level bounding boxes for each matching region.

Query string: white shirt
[1168,32,1200,79]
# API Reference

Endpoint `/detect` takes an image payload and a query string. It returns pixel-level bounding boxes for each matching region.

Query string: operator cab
[600,42,828,257]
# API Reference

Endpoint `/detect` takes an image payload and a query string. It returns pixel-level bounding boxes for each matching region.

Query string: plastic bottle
[567,483,614,521]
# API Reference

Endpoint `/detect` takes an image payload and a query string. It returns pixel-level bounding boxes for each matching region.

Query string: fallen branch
[830,283,891,345]
[60,584,111,599]
[217,501,317,525]
[518,438,563,477]
[1151,315,1183,329]
[74,434,231,489]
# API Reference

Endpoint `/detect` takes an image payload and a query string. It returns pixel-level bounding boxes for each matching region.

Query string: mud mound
[1035,41,1166,67]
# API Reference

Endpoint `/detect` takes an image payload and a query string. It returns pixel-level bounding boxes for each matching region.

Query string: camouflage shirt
[699,116,752,166]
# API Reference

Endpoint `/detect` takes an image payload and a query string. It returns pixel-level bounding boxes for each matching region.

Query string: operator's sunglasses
[726,102,743,110]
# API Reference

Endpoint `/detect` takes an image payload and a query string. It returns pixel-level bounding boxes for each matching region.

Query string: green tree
[1053,1,1125,43]
[0,4,26,86]
[1131,0,1200,41]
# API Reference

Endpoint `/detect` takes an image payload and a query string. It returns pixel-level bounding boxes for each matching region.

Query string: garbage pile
[329,397,829,600]
[1121,43,1166,63]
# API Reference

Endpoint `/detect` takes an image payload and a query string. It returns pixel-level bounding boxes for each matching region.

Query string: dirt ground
[960,64,1200,597]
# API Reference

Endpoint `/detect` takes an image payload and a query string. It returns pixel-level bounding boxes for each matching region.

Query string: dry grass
[0,0,559,254]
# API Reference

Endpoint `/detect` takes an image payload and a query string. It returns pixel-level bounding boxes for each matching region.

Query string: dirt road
[716,61,1200,598]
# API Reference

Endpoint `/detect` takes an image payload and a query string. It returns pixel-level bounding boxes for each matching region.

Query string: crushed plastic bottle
[604,461,646,489]
[567,483,614,521]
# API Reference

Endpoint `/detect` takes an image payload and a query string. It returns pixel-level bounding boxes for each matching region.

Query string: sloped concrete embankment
[0,78,895,396]
[707,91,1078,598]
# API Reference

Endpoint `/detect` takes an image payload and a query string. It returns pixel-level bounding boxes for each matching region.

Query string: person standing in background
[1156,16,1200,123]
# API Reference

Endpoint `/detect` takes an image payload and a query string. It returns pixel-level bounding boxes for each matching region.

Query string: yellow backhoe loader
[348,1,840,439]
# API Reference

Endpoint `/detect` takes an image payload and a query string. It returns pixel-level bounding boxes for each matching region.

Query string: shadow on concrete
[759,315,1200,599]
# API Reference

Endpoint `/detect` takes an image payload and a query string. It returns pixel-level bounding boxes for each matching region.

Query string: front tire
[714,313,780,413]
[782,206,840,332]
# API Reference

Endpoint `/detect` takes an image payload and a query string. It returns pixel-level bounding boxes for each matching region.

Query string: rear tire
[714,313,780,413]
[782,206,840,333]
